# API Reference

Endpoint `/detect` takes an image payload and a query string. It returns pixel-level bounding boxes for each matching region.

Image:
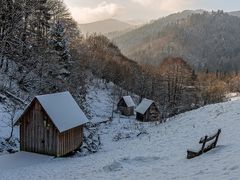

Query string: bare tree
[159,57,193,115]
[2,102,19,142]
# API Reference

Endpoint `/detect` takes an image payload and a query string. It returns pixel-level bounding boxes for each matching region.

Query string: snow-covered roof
[16,91,89,133]
[122,96,135,107]
[135,98,154,114]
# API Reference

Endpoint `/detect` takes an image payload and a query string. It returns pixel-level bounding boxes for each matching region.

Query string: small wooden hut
[135,98,160,122]
[14,91,89,157]
[117,96,135,116]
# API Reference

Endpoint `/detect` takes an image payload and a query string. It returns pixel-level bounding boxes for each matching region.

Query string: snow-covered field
[1,81,240,179]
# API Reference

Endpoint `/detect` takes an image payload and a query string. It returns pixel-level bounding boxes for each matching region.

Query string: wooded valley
[1,1,240,119]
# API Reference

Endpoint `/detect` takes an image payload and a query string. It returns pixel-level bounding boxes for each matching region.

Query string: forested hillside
[1,1,239,119]
[0,0,87,103]
[112,10,240,72]
[229,11,240,17]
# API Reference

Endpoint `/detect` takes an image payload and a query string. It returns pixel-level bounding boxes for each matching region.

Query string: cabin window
[44,120,51,129]
[46,123,51,130]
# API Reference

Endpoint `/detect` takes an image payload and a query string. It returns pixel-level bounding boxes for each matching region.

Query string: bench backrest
[199,129,221,144]
[187,129,221,159]
[199,129,221,153]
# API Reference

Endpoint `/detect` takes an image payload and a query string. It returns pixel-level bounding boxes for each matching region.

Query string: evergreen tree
[0,0,24,71]
[50,21,70,65]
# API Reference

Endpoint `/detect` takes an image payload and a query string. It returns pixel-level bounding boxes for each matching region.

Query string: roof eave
[58,121,88,134]
[14,98,36,126]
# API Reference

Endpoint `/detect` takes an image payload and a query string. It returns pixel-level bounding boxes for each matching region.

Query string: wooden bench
[187,129,221,159]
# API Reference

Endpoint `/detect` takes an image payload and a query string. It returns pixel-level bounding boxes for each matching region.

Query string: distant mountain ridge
[79,19,134,35]
[228,11,240,17]
[111,10,240,72]
[78,10,240,35]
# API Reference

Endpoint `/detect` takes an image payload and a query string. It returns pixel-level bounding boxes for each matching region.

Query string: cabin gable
[117,97,134,116]
[136,100,160,122]
[117,98,127,107]
[19,99,59,156]
[144,103,160,121]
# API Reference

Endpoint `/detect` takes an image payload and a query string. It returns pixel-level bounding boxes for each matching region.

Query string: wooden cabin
[14,91,89,157]
[135,98,160,122]
[117,96,135,116]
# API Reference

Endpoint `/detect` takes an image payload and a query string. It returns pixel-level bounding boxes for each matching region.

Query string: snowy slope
[1,82,240,179]
[86,80,113,123]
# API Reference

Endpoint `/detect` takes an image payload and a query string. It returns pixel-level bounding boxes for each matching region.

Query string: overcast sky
[63,0,240,24]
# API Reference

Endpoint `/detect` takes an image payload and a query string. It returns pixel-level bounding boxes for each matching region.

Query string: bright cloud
[67,1,124,24]
[64,0,240,24]
[131,0,153,6]
[131,0,192,11]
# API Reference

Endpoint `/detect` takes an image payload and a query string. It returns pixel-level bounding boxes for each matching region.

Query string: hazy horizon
[63,0,240,24]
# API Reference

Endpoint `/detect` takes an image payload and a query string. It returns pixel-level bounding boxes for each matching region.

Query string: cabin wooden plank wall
[145,103,160,121]
[20,100,58,156]
[118,106,134,116]
[57,126,83,156]
[136,113,144,121]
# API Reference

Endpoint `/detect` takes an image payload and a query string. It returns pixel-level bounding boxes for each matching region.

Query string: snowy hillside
[1,81,240,179]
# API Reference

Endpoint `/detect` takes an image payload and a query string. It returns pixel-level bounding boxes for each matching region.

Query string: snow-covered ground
[1,81,240,179]
[86,80,113,124]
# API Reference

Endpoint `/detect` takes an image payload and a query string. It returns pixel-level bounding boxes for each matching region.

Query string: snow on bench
[187,129,221,159]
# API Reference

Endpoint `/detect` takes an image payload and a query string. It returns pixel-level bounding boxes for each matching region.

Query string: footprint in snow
[103,161,123,172]
[103,156,165,172]
[229,165,239,171]
[194,170,204,175]
[121,156,161,165]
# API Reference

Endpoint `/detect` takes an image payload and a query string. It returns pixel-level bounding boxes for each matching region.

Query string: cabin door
[39,112,51,155]
[33,109,47,154]
[33,105,50,155]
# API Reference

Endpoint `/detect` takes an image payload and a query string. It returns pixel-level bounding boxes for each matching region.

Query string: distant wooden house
[14,91,89,157]
[135,98,160,122]
[117,96,135,116]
